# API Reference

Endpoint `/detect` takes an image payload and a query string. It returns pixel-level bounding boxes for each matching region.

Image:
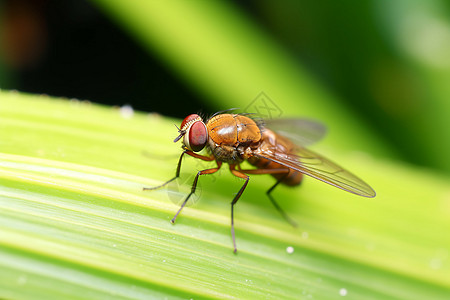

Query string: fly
[144,112,376,253]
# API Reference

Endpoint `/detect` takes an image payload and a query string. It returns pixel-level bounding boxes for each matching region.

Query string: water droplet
[120,104,134,119]
[339,288,347,296]
[286,246,294,254]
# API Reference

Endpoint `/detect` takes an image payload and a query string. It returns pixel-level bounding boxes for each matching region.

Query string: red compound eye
[174,114,202,143]
[180,114,201,131]
[185,121,207,152]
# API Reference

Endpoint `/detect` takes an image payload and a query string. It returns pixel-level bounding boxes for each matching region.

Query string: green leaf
[1,91,449,299]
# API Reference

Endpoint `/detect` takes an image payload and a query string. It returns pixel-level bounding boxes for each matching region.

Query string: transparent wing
[263,119,327,146]
[255,146,376,197]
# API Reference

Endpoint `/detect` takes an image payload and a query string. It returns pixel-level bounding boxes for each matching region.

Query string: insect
[144,111,376,253]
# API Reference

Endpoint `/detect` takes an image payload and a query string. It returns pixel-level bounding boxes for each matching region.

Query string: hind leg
[238,167,297,227]
[266,175,298,227]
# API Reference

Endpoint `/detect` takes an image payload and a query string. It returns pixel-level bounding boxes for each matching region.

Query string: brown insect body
[205,114,303,186]
[145,111,376,253]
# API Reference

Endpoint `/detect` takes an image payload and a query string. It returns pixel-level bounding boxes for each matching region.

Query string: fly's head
[174,114,208,152]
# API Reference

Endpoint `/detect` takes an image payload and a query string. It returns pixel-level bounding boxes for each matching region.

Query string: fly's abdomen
[249,128,303,186]
[248,156,303,186]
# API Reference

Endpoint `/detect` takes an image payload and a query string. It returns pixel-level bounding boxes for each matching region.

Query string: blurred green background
[1,0,450,174]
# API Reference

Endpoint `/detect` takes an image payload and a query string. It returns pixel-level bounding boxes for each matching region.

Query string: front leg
[171,160,223,223]
[229,164,250,253]
[143,150,214,191]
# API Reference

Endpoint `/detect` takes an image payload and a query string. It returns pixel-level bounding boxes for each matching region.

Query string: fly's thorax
[234,115,261,144]
[205,113,262,163]
[206,114,261,147]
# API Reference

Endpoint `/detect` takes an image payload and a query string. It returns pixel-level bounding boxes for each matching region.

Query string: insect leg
[266,175,298,228]
[171,161,222,224]
[185,151,216,161]
[143,150,214,191]
[229,165,250,253]
[238,167,297,227]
